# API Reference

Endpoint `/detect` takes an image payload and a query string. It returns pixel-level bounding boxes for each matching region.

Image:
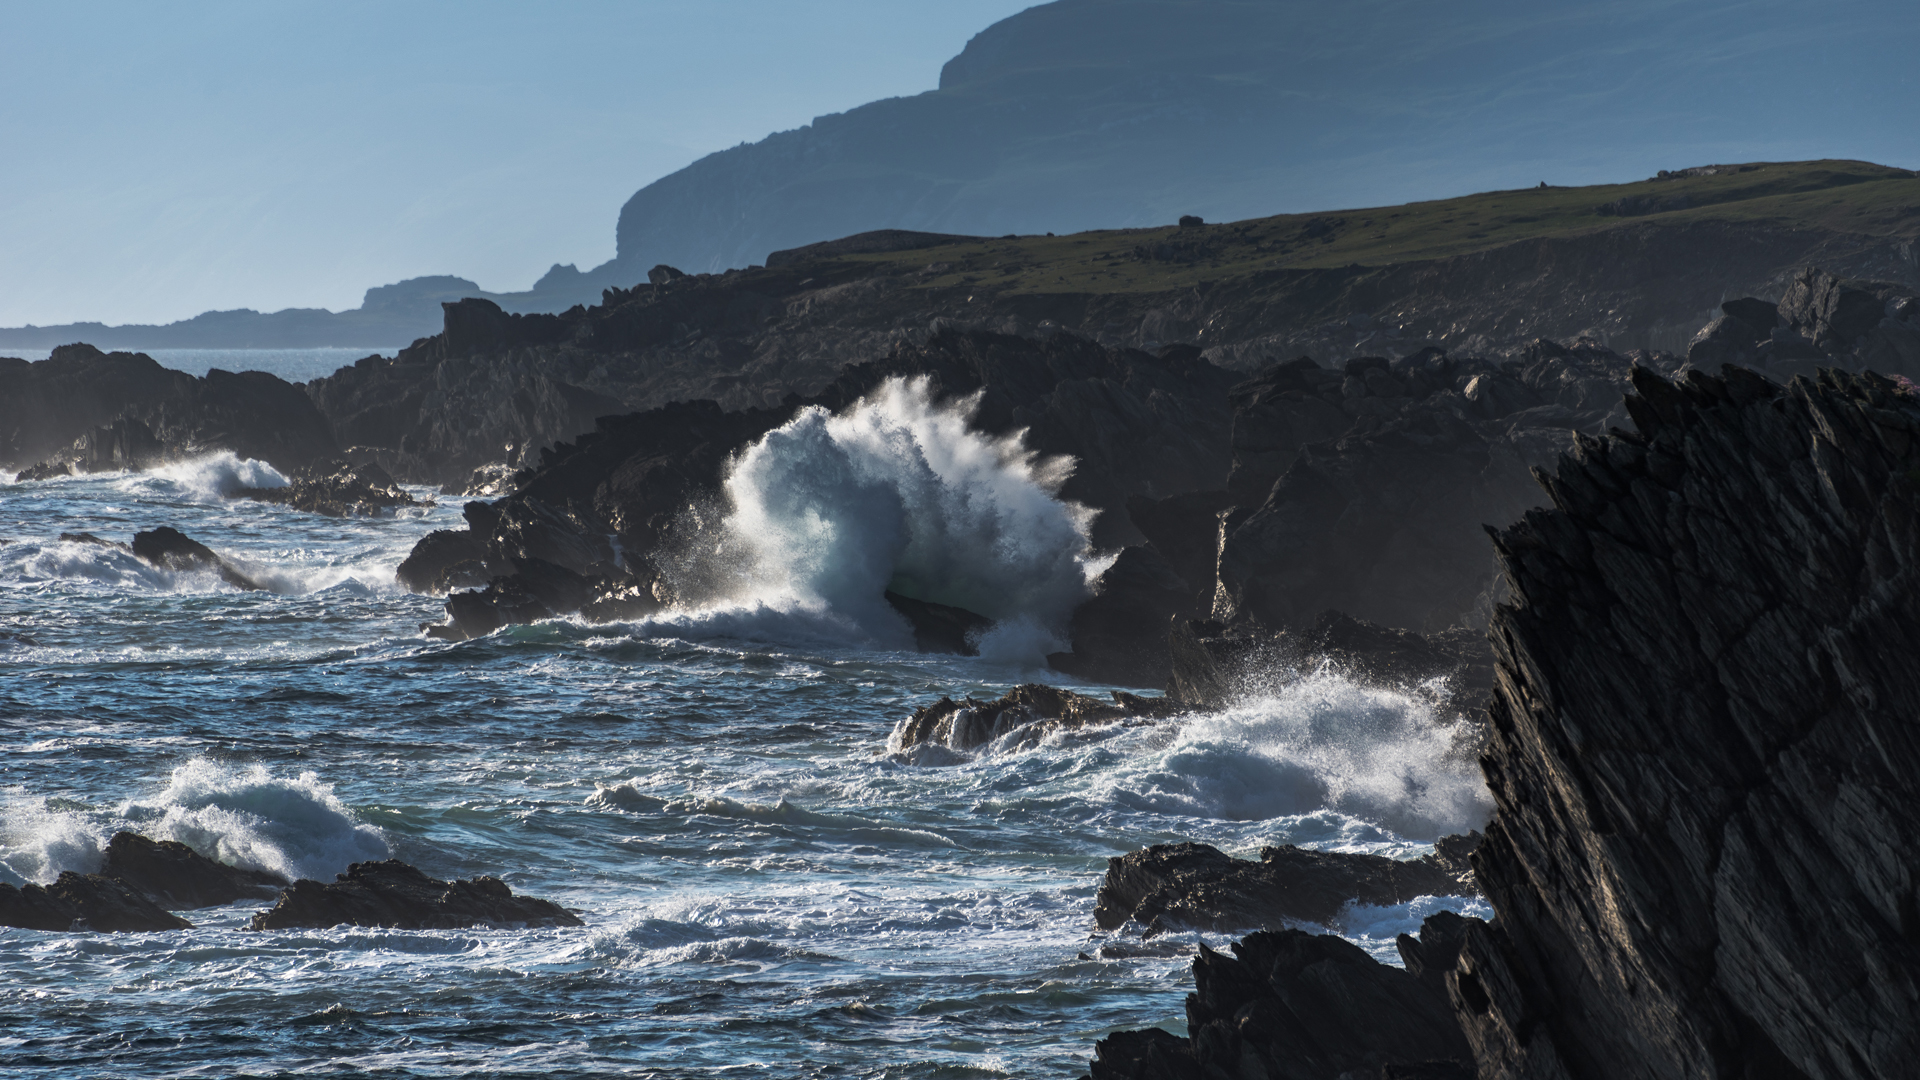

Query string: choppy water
[0,439,1491,1077]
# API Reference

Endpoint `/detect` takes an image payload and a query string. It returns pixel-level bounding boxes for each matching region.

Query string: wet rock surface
[1092,839,1478,936]
[248,859,584,931]
[101,832,288,910]
[232,459,425,517]
[0,872,194,933]
[131,526,264,591]
[891,683,1179,757]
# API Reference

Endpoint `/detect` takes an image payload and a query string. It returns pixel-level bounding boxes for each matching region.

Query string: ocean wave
[1092,669,1493,841]
[125,452,289,501]
[117,759,388,883]
[2,532,402,598]
[650,376,1100,663]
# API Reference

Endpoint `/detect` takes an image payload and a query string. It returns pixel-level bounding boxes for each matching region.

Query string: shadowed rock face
[0,344,336,474]
[249,859,583,931]
[1451,364,1920,1079]
[0,872,194,933]
[100,832,288,910]
[231,459,424,518]
[131,527,263,591]
[1088,922,1475,1080]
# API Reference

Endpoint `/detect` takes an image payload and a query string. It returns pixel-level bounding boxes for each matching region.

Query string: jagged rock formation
[1088,921,1475,1080]
[248,859,583,931]
[890,683,1179,758]
[1686,267,1920,383]
[0,872,194,933]
[231,459,425,518]
[1451,363,1920,1078]
[131,527,263,591]
[0,343,336,474]
[1091,839,1478,937]
[99,832,288,909]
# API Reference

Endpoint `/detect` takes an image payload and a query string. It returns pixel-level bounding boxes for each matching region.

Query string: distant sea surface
[2,346,399,384]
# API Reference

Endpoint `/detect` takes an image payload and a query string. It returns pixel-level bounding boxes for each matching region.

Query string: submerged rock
[892,683,1179,756]
[0,872,193,933]
[1092,839,1477,937]
[101,832,287,909]
[231,459,425,517]
[15,459,72,481]
[1089,919,1473,1080]
[248,859,583,931]
[131,526,264,591]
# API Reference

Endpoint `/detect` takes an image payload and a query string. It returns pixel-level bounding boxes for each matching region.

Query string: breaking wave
[136,452,289,500]
[646,376,1105,662]
[0,760,387,886]
[1095,669,1492,841]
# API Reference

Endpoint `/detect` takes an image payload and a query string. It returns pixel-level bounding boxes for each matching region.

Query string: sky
[0,1,1036,327]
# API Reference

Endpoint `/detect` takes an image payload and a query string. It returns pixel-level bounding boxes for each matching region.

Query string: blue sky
[0,1,1033,326]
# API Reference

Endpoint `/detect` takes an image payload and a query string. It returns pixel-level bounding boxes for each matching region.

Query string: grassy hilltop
[826,160,1919,298]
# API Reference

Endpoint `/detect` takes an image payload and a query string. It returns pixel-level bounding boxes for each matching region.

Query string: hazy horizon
[4,0,1916,330]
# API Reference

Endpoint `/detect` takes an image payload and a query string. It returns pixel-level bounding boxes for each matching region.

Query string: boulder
[1778,266,1892,352]
[892,683,1178,756]
[131,526,264,590]
[15,460,71,481]
[101,832,287,909]
[231,459,424,517]
[1092,840,1476,936]
[248,859,583,931]
[0,872,194,932]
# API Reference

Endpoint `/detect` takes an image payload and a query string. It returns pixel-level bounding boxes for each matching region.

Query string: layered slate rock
[1088,921,1474,1080]
[0,872,193,933]
[1092,840,1477,937]
[131,526,263,591]
[249,859,583,931]
[891,683,1179,757]
[101,832,287,909]
[231,459,425,518]
[1458,365,1920,1077]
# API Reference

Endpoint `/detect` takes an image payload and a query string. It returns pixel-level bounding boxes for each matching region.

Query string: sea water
[0,384,1492,1078]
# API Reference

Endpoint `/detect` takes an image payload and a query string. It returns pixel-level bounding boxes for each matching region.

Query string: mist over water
[0,399,1490,1076]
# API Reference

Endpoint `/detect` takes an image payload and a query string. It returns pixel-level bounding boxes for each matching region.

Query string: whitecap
[117,758,388,883]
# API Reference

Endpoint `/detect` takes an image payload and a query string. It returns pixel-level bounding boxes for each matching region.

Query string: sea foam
[646,376,1102,662]
[118,759,389,883]
[1097,668,1492,841]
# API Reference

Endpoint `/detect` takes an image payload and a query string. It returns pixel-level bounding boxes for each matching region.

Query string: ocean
[0,427,1491,1076]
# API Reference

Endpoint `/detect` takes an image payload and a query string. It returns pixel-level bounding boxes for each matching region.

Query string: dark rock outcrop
[1447,363,1920,1078]
[101,832,288,909]
[1088,920,1473,1080]
[0,343,336,474]
[0,872,194,933]
[891,683,1179,757]
[883,590,993,655]
[231,459,424,517]
[248,859,583,931]
[14,459,72,481]
[1092,840,1476,937]
[131,527,263,591]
